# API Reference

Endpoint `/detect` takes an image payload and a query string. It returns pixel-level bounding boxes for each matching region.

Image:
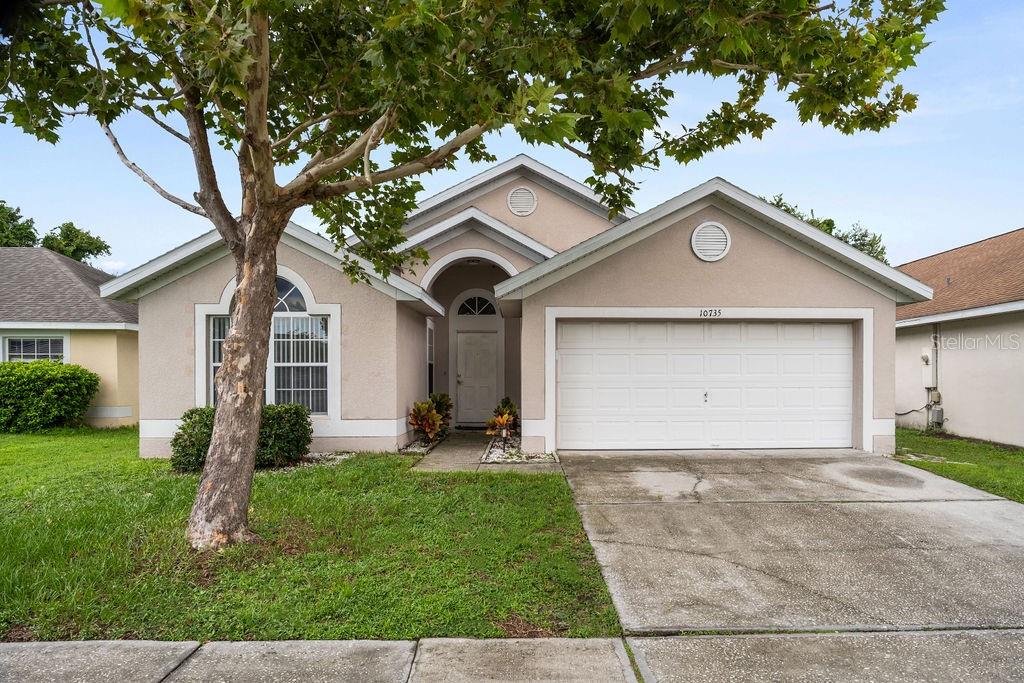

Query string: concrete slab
[629,630,1024,682]
[0,640,199,683]
[409,638,637,682]
[478,463,564,474]
[563,454,1000,504]
[413,431,489,472]
[564,450,1024,634]
[166,640,416,682]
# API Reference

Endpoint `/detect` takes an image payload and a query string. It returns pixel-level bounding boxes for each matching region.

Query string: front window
[5,337,64,362]
[208,277,330,414]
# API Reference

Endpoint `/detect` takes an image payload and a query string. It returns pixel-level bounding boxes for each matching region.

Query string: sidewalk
[0,638,638,682]
[412,430,562,474]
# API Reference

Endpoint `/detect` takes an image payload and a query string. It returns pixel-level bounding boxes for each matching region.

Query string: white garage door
[556,320,854,449]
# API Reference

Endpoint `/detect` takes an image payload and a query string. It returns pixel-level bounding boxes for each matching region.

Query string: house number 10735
[699,308,723,318]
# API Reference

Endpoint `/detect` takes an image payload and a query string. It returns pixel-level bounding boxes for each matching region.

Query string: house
[101,155,931,457]
[0,247,139,427]
[895,228,1024,446]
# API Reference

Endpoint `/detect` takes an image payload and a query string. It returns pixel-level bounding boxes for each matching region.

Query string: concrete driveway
[561,449,1024,634]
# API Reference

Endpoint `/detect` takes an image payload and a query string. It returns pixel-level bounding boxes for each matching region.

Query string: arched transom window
[211,275,328,414]
[458,296,496,316]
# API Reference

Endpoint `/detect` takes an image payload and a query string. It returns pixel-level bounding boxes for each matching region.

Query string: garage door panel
[556,321,854,450]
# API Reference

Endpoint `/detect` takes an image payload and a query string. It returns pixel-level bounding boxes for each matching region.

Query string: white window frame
[1,331,71,362]
[194,265,341,422]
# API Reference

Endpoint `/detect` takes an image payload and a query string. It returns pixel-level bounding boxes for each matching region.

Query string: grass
[896,427,1024,503]
[0,428,619,642]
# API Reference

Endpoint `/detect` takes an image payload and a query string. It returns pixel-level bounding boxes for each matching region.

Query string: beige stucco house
[895,228,1024,446]
[0,248,139,427]
[101,155,931,456]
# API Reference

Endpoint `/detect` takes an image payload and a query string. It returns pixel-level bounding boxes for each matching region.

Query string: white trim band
[0,322,137,331]
[139,417,409,439]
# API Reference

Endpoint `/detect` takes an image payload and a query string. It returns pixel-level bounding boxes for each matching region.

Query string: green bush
[0,361,100,432]
[170,403,313,473]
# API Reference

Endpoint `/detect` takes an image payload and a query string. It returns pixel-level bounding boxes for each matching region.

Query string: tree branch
[271,107,369,153]
[282,108,397,196]
[132,105,190,144]
[306,122,490,201]
[100,122,206,217]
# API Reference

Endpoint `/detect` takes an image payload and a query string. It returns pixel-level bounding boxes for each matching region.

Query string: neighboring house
[101,155,931,457]
[0,248,139,427]
[895,228,1024,446]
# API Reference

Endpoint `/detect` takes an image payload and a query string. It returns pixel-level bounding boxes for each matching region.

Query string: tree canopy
[0,199,111,262]
[766,194,888,263]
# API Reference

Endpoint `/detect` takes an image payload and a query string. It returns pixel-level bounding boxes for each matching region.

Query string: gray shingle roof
[0,248,138,324]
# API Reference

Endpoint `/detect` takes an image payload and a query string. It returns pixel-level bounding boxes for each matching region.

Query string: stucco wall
[65,329,138,427]
[894,325,933,431]
[404,229,538,288]
[910,312,1024,446]
[516,203,899,453]
[137,241,404,456]
[395,303,428,446]
[408,178,612,252]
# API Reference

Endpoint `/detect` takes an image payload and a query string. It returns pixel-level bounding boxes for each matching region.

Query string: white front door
[556,320,854,449]
[457,331,498,423]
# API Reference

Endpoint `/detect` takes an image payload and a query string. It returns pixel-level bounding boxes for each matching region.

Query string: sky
[1,0,1021,274]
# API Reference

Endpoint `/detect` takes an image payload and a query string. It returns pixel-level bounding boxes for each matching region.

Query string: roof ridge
[897,226,1024,268]
[41,248,128,320]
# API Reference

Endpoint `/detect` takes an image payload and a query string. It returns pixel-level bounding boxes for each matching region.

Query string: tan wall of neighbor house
[409,178,613,252]
[517,203,899,454]
[905,312,1024,446]
[404,229,538,288]
[895,325,933,431]
[137,242,404,456]
[66,329,139,427]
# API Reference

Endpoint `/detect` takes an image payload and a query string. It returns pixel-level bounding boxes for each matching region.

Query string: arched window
[211,274,328,414]
[458,296,496,316]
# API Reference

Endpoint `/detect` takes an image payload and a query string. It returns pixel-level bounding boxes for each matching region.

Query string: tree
[0,200,37,247]
[1,0,943,549]
[766,194,888,263]
[41,222,112,262]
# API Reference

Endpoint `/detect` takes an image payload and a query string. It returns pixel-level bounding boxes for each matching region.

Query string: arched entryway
[423,252,521,426]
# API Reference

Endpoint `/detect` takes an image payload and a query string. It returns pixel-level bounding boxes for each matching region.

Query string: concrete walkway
[412,430,562,474]
[0,638,637,682]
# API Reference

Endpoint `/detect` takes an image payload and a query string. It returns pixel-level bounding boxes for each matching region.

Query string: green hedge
[170,403,313,473]
[0,361,100,432]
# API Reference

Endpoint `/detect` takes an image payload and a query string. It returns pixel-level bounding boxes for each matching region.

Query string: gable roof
[399,207,557,261]
[0,248,138,328]
[895,227,1024,326]
[494,177,933,304]
[403,154,634,230]
[100,223,443,315]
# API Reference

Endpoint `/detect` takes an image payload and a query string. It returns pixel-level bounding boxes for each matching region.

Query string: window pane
[275,277,307,312]
[267,314,329,415]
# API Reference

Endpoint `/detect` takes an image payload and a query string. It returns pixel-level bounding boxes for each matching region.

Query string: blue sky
[1,0,1020,273]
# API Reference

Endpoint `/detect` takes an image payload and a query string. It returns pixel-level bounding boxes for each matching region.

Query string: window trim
[195,266,341,422]
[1,330,71,363]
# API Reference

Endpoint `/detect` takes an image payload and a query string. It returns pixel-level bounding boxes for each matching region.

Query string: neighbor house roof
[895,228,1024,327]
[494,177,932,304]
[0,247,138,329]
[100,222,444,315]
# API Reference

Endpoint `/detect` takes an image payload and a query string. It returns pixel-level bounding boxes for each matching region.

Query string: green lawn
[896,427,1024,503]
[0,428,618,642]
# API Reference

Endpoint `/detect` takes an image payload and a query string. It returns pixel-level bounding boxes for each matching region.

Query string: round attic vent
[691,222,731,262]
[507,186,537,216]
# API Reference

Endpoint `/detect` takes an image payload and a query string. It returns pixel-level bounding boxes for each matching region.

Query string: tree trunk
[186,208,290,551]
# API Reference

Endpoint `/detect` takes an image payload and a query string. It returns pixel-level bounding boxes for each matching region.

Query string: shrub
[408,400,443,445]
[486,412,515,448]
[0,361,100,432]
[493,396,519,434]
[429,392,453,437]
[170,403,312,473]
